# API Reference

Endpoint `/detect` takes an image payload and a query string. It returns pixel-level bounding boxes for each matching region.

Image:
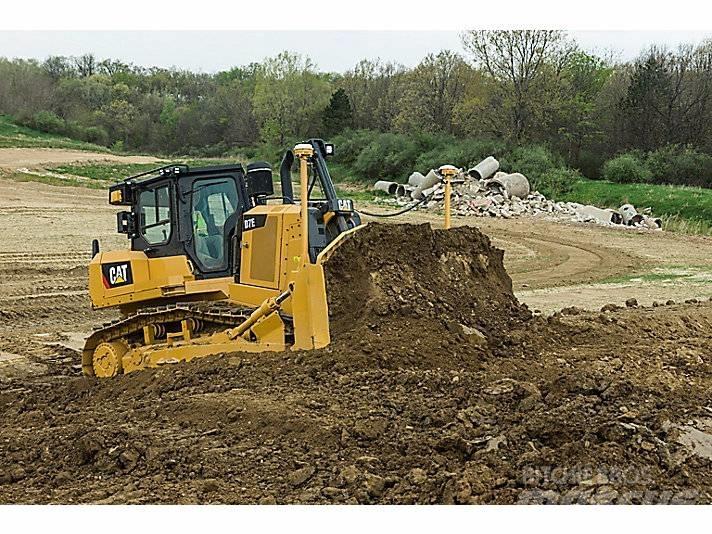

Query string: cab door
[189,177,240,276]
[133,180,176,253]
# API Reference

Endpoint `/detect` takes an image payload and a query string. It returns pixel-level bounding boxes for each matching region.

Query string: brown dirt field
[0,148,160,170]
[0,177,711,504]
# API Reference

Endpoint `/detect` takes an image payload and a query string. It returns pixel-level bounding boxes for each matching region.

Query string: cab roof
[121,163,245,187]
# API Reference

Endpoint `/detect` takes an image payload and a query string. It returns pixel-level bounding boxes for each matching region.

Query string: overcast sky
[1,31,711,72]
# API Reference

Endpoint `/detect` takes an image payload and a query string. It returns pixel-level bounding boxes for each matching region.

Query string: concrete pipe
[395,184,408,198]
[408,171,426,188]
[374,180,398,195]
[467,156,499,181]
[487,172,530,199]
[574,205,617,224]
[619,204,638,225]
[605,209,623,225]
[412,169,441,200]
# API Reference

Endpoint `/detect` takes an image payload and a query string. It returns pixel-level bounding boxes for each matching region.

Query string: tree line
[1,30,711,186]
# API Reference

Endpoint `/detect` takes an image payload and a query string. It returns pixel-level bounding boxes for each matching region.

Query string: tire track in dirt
[0,207,103,214]
[492,232,630,289]
[0,252,89,266]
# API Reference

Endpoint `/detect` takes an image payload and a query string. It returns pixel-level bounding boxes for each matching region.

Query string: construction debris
[485,172,530,199]
[373,180,398,195]
[467,156,500,181]
[371,157,663,231]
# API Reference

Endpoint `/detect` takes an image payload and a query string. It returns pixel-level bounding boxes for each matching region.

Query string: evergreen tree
[322,88,352,136]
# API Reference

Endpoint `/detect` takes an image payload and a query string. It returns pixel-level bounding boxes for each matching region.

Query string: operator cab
[110,164,251,279]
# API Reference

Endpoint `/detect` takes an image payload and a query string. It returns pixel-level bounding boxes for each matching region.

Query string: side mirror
[117,211,135,235]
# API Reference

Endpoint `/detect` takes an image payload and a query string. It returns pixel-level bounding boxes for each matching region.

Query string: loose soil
[0,176,710,504]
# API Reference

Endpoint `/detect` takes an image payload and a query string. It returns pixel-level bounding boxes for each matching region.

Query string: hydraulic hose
[356,192,434,218]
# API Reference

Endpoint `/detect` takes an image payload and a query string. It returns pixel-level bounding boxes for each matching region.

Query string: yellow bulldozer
[83,139,362,377]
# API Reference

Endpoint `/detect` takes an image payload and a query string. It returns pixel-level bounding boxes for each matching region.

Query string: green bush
[333,129,375,166]
[242,141,298,166]
[498,145,567,195]
[82,126,109,146]
[646,145,712,188]
[352,133,420,180]
[27,111,66,135]
[415,138,506,171]
[65,121,110,146]
[332,129,507,182]
[602,152,652,184]
[500,145,561,181]
[537,167,582,199]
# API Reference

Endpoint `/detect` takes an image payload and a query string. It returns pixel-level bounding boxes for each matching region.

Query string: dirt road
[0,176,710,504]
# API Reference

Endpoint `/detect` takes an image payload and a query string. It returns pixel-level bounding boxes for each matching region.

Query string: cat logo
[336,199,353,212]
[101,262,133,289]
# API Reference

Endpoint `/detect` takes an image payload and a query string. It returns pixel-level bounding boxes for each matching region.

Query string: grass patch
[0,115,110,152]
[598,266,712,285]
[48,163,162,182]
[334,185,388,202]
[561,179,712,235]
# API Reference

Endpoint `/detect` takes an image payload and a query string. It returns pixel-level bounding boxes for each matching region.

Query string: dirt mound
[326,223,528,336]
[322,223,530,370]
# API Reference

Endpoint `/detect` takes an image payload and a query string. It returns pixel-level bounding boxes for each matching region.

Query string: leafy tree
[98,59,131,77]
[42,56,75,80]
[1,38,711,184]
[339,59,406,131]
[460,30,576,142]
[619,43,712,152]
[552,51,612,167]
[74,54,97,78]
[252,51,331,145]
[394,50,473,135]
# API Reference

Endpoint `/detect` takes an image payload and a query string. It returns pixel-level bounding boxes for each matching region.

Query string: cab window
[138,184,171,245]
[191,179,238,270]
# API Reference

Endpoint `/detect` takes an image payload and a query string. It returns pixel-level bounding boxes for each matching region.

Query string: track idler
[92,340,128,378]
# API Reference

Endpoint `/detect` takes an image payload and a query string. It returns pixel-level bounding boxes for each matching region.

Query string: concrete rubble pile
[372,156,663,230]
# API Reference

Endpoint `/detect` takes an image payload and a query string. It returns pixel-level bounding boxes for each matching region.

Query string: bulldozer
[84,139,362,377]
